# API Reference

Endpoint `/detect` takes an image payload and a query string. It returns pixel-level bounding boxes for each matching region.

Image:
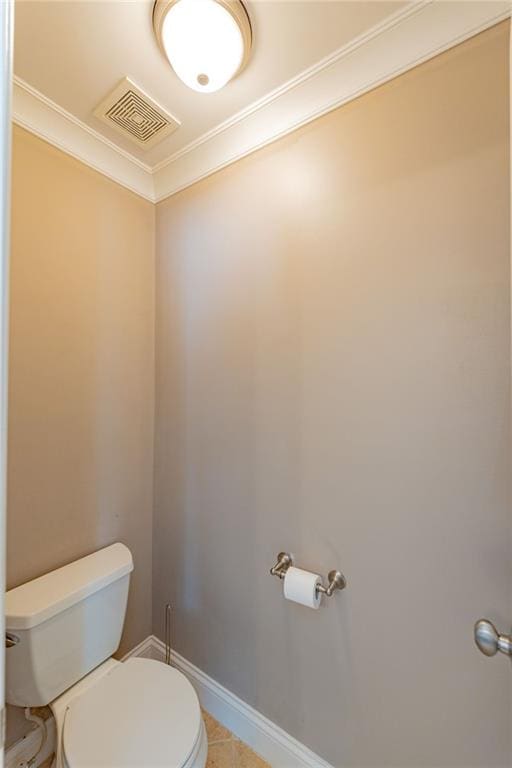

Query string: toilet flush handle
[5,632,19,648]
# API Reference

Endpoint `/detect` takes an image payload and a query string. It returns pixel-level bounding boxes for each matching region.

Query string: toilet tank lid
[6,543,133,630]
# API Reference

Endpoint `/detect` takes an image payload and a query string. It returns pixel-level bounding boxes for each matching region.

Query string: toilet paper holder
[270,552,346,597]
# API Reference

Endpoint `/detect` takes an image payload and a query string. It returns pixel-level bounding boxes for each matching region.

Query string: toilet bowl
[51,658,207,768]
[5,543,207,768]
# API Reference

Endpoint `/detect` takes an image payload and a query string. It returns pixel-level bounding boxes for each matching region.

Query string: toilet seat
[61,658,206,768]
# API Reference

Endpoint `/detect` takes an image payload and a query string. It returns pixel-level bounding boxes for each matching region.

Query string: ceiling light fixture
[153,0,252,93]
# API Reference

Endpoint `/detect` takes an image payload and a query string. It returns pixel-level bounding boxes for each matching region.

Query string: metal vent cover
[94,78,180,150]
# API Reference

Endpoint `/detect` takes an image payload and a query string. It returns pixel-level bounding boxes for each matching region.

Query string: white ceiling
[14,0,406,167]
[12,1,511,201]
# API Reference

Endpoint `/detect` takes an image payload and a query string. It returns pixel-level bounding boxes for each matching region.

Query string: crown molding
[152,0,511,201]
[11,0,511,204]
[12,76,155,201]
[152,0,431,177]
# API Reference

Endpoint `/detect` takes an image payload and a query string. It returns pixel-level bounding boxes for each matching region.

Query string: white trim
[152,0,430,175]
[127,636,334,768]
[0,1,13,765]
[12,77,155,202]
[5,718,55,768]
[7,634,332,768]
[14,77,152,173]
[120,634,156,661]
[152,0,512,200]
[10,1,512,203]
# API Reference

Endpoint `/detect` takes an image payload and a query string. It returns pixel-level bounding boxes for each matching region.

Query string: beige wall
[5,21,511,766]
[7,127,155,742]
[153,24,511,767]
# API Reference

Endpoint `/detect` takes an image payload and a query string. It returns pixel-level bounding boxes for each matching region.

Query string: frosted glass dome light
[153,0,252,93]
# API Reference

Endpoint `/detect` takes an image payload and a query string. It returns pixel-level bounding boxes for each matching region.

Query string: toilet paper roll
[283,566,322,609]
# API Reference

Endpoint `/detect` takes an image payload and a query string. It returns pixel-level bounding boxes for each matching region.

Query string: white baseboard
[120,634,156,661]
[6,634,331,768]
[125,635,333,768]
[5,717,55,768]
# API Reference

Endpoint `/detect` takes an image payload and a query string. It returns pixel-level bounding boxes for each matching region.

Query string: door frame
[0,0,14,763]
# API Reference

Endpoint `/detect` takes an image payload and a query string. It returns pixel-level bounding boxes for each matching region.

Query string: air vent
[94,78,180,150]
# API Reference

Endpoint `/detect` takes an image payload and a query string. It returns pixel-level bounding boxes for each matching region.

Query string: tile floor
[202,710,270,768]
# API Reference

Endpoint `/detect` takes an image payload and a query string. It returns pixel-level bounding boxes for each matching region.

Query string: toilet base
[184,719,208,768]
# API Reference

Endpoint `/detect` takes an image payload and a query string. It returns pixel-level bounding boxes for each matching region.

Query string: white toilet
[5,543,208,768]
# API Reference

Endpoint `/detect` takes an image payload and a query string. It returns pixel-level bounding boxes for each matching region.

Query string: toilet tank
[5,543,133,707]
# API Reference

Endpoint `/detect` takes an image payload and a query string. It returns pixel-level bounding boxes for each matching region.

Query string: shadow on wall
[6,126,155,747]
[152,23,511,768]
